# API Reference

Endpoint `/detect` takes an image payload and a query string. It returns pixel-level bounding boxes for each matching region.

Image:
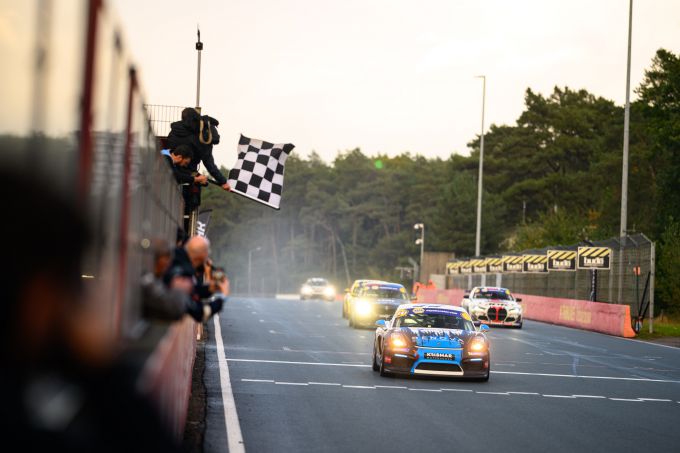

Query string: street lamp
[248,246,262,295]
[414,223,424,282]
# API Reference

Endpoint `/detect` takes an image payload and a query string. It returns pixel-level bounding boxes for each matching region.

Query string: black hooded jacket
[167,108,227,185]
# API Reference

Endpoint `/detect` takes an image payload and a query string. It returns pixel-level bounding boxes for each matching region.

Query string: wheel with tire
[372,341,380,371]
[379,349,390,377]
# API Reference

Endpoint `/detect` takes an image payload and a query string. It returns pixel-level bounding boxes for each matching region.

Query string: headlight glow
[355,300,372,316]
[323,286,336,297]
[390,335,408,348]
[469,338,487,352]
[301,285,312,295]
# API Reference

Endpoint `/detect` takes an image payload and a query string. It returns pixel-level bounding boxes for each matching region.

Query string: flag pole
[195,26,203,112]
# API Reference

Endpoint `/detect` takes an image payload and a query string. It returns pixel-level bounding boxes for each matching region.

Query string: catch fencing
[445,234,655,330]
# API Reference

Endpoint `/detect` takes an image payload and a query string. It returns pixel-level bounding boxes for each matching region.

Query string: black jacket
[167,108,227,185]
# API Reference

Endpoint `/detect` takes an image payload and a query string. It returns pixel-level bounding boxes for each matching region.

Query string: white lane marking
[343,385,375,389]
[282,347,291,351]
[227,358,371,368]
[491,370,680,384]
[609,398,643,402]
[638,398,672,402]
[225,358,680,384]
[259,319,265,323]
[268,330,277,334]
[376,385,407,389]
[573,395,607,399]
[507,392,540,395]
[275,382,308,386]
[241,379,274,383]
[476,391,510,395]
[441,389,473,392]
[617,337,680,350]
[409,388,442,392]
[543,395,576,398]
[309,382,341,386]
[214,315,245,453]
[251,311,257,314]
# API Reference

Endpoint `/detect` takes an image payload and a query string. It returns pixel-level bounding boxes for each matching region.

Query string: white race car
[462,286,523,328]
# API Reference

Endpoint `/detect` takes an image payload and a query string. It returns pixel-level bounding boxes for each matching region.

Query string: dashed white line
[409,388,442,392]
[241,379,274,383]
[259,319,265,323]
[572,395,606,399]
[227,358,371,367]
[441,389,473,392]
[609,398,643,402]
[275,382,308,386]
[309,382,341,386]
[507,392,540,395]
[543,395,576,398]
[376,385,407,389]
[343,385,375,389]
[638,398,672,402]
[476,391,510,395]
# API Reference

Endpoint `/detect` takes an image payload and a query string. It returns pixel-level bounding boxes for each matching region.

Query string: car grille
[416,362,463,373]
[487,307,507,322]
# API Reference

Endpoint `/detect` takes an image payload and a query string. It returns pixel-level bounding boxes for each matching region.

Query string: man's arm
[200,149,228,186]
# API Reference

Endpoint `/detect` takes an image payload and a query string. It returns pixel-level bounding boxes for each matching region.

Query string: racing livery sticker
[412,307,425,314]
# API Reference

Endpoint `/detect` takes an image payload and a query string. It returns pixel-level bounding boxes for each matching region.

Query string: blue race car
[372,304,490,381]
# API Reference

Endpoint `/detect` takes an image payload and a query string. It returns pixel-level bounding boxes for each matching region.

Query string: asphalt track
[202,297,680,453]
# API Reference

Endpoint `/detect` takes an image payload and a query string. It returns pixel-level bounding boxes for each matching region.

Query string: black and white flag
[227,134,294,210]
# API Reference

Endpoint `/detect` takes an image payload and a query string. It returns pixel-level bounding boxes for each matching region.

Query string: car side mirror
[375,319,387,328]
[515,298,522,302]
[479,324,490,332]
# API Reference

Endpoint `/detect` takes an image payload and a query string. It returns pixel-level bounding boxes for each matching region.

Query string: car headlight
[301,285,312,295]
[390,335,408,348]
[468,338,487,353]
[323,286,335,297]
[355,300,372,316]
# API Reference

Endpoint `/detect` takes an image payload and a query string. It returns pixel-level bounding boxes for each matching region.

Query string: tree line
[203,49,679,313]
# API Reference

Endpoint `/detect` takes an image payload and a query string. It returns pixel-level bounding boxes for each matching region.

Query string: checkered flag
[227,134,294,210]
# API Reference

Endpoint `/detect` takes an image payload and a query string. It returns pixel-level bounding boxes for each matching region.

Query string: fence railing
[445,233,655,330]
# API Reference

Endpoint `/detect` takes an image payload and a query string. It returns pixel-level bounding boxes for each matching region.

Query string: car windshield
[474,289,512,300]
[361,287,408,299]
[394,310,475,331]
[307,279,328,287]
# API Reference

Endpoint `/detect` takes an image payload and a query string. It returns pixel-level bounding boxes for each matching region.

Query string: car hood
[401,327,476,348]
[368,298,404,306]
[472,298,513,305]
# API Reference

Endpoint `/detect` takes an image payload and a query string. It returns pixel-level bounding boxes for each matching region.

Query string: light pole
[414,223,424,282]
[248,246,261,295]
[474,75,486,258]
[618,0,633,307]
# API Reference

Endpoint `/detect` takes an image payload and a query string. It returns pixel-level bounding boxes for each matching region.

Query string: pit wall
[138,318,198,438]
[415,289,636,338]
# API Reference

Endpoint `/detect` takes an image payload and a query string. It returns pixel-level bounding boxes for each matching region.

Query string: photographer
[143,239,225,323]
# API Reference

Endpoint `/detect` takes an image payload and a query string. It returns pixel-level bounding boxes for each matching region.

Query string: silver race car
[463,286,523,328]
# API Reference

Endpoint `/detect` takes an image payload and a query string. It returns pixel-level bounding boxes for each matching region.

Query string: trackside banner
[523,254,548,273]
[547,250,576,271]
[503,255,523,273]
[577,247,611,270]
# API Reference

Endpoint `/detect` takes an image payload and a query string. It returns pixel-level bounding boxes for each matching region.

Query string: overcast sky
[113,0,680,166]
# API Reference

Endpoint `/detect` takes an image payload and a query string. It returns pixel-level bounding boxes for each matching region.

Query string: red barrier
[416,288,636,338]
[516,294,636,338]
[139,317,197,439]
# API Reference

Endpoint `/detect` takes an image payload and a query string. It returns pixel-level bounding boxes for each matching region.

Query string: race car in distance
[373,304,490,381]
[348,282,410,328]
[462,286,523,328]
[342,279,385,319]
[300,278,336,301]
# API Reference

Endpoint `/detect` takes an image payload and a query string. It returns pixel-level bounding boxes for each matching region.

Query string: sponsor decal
[577,247,611,270]
[424,352,454,360]
[395,309,408,317]
[462,312,472,321]
[547,250,577,271]
[412,307,425,314]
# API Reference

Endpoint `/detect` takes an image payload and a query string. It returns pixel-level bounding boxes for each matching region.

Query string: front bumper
[471,306,522,326]
[382,347,489,378]
[301,290,335,300]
